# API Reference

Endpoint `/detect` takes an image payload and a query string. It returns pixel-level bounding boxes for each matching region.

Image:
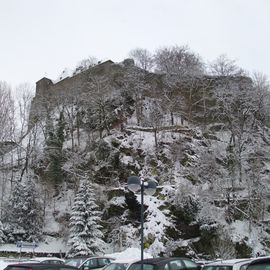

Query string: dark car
[4,263,79,270]
[202,259,253,270]
[128,257,201,270]
[65,256,115,270]
[246,257,270,270]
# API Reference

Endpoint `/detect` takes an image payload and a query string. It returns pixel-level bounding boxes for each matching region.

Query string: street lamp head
[127,176,141,192]
[144,180,157,195]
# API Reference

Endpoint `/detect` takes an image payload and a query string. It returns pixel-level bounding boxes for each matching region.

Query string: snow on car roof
[110,259,138,264]
[205,259,252,266]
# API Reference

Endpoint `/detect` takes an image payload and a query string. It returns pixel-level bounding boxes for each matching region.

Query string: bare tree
[123,67,150,126]
[73,56,98,75]
[129,48,154,71]
[15,83,34,139]
[208,54,246,76]
[83,75,114,138]
[55,94,81,152]
[154,45,205,77]
[0,81,15,142]
[211,228,236,259]
[251,72,270,129]
[212,75,266,185]
[147,99,163,148]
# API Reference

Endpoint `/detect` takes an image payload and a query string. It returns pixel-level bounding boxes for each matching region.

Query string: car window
[44,260,63,264]
[203,266,232,270]
[66,258,85,267]
[128,263,154,270]
[240,264,250,270]
[84,259,98,269]
[104,263,128,270]
[169,260,185,270]
[182,259,199,269]
[248,264,270,270]
[143,265,153,270]
[98,258,111,267]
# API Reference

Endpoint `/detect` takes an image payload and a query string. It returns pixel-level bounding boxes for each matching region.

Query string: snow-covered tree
[83,75,116,138]
[129,48,154,71]
[122,66,150,126]
[147,99,164,148]
[73,56,98,75]
[0,81,15,141]
[67,180,105,257]
[15,83,34,139]
[0,220,6,244]
[44,111,65,189]
[154,45,204,77]
[208,54,246,76]
[3,177,43,242]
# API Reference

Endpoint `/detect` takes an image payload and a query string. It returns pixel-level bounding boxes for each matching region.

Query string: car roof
[31,257,64,260]
[66,256,94,259]
[25,257,64,262]
[248,257,270,265]
[132,257,196,265]
[66,256,114,260]
[110,259,138,264]
[6,263,78,269]
[205,259,252,266]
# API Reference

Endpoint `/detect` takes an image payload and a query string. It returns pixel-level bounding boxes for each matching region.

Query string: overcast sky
[1,0,270,89]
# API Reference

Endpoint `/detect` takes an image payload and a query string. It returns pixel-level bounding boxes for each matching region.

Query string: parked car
[202,259,253,270]
[3,263,79,270]
[65,256,115,270]
[0,257,65,270]
[24,257,65,264]
[246,257,270,270]
[128,257,201,270]
[102,259,137,270]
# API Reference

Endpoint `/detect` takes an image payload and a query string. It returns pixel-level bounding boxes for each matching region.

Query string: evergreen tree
[0,221,6,244]
[67,180,105,256]
[22,177,44,240]
[3,177,43,242]
[45,112,65,188]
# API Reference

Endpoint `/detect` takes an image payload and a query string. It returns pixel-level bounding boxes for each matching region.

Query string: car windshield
[240,263,250,270]
[248,263,270,270]
[203,266,233,270]
[65,258,86,267]
[128,263,154,270]
[104,263,130,270]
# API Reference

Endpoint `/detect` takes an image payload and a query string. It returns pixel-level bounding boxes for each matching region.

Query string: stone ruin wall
[28,59,253,128]
[29,60,119,126]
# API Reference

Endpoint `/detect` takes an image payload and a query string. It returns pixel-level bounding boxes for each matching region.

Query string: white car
[23,257,65,264]
[65,256,115,270]
[102,259,138,270]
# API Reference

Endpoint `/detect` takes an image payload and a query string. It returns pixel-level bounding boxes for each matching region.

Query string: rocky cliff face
[3,59,269,258]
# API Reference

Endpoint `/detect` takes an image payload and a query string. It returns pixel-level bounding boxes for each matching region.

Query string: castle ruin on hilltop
[28,58,253,129]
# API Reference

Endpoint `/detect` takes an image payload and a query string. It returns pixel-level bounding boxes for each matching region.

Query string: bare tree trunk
[170,111,174,126]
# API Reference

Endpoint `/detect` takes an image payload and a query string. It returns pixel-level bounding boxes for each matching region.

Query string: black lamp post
[127,176,157,270]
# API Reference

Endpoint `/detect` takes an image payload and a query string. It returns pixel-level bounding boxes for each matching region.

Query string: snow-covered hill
[1,60,270,260]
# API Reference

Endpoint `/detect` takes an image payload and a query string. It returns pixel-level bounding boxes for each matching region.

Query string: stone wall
[28,58,253,128]
[28,60,124,126]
